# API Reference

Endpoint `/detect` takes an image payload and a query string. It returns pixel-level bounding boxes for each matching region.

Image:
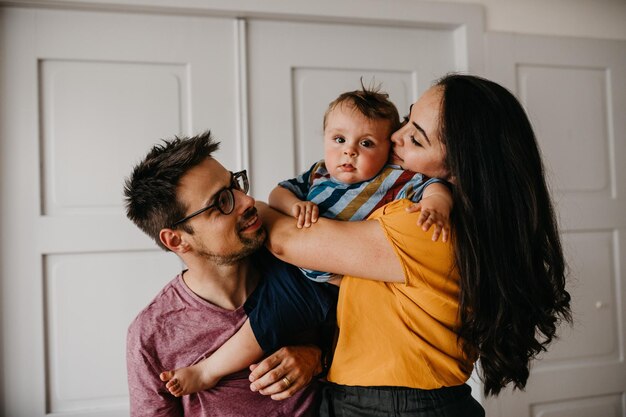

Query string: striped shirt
[278,160,438,281]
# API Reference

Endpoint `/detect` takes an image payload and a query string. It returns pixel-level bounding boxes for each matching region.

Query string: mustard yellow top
[327,199,474,388]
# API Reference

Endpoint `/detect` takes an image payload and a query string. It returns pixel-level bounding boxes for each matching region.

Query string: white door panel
[0,8,239,417]
[44,251,184,414]
[485,33,626,417]
[39,59,186,215]
[246,19,460,199]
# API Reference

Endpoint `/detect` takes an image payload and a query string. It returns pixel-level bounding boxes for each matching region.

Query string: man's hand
[248,345,322,400]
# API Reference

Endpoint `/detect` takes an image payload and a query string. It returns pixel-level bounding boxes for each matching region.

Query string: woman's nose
[390,130,402,146]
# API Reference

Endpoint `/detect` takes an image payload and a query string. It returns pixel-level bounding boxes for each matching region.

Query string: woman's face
[390,86,450,180]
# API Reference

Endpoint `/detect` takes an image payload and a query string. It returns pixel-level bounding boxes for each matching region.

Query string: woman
[256,74,572,416]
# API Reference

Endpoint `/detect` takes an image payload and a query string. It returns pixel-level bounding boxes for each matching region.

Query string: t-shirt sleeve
[375,200,449,287]
[277,162,317,200]
[126,321,183,417]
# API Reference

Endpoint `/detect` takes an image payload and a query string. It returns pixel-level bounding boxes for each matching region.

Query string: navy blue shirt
[244,248,338,352]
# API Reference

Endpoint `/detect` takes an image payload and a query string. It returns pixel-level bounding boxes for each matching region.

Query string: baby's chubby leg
[159,319,263,396]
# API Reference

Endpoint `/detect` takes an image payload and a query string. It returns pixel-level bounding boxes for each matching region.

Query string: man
[124,131,332,416]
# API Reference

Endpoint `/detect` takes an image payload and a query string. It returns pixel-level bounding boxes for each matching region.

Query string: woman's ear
[159,229,189,253]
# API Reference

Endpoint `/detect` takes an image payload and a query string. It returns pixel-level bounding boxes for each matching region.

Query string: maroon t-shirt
[126,275,318,417]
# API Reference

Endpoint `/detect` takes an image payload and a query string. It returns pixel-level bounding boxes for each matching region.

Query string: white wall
[429,0,626,40]
[5,0,625,40]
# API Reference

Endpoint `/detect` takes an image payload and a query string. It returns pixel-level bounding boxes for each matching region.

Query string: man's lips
[239,209,262,232]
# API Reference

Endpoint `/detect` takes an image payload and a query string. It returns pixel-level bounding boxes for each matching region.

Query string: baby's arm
[269,186,319,229]
[159,319,262,397]
[407,182,453,242]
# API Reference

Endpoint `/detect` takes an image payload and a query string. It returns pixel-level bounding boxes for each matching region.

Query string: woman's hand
[248,345,322,400]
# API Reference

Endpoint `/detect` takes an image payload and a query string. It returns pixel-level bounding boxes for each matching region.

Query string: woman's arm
[256,202,405,282]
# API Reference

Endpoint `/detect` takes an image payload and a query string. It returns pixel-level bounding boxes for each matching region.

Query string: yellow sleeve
[373,199,456,288]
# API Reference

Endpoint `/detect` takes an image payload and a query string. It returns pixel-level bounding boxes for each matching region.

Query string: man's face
[176,157,266,265]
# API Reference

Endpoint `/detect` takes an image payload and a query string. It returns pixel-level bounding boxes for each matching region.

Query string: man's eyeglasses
[171,170,249,228]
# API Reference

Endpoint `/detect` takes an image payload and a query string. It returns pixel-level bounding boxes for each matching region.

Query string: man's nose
[234,189,255,213]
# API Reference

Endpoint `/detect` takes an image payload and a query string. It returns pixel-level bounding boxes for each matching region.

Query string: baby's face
[323,104,392,184]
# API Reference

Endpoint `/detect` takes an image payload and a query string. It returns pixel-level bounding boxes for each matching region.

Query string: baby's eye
[360,140,374,148]
[334,137,345,144]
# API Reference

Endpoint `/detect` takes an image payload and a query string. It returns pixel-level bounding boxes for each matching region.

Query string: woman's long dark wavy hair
[437,74,572,396]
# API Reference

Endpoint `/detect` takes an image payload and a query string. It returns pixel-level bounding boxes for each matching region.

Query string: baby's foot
[159,364,219,397]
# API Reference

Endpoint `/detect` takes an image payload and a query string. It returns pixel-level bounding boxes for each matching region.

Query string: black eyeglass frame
[170,170,249,228]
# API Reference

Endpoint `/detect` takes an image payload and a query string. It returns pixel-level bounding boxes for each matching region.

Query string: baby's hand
[406,200,450,242]
[291,201,319,228]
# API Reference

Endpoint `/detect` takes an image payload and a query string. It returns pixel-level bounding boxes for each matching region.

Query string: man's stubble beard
[195,208,267,266]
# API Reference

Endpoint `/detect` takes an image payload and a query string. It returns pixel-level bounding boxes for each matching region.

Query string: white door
[0,8,241,417]
[484,33,626,417]
[244,19,464,199]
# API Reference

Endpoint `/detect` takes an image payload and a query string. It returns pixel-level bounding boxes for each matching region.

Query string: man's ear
[159,228,190,253]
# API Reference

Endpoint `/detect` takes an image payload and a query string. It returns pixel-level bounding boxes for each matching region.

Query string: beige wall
[430,0,626,40]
